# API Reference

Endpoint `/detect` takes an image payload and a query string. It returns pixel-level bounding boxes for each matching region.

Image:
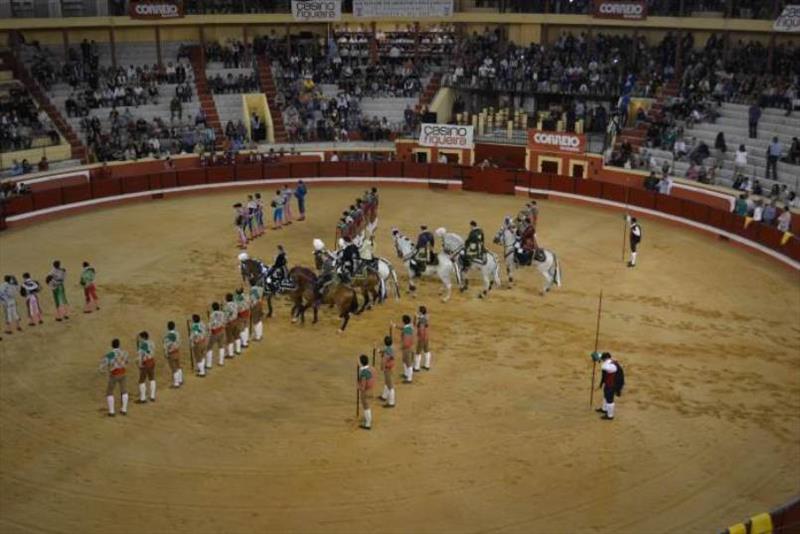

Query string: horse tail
[390,264,401,299]
[553,253,562,287]
[379,277,387,301]
[493,254,502,287]
[349,290,359,314]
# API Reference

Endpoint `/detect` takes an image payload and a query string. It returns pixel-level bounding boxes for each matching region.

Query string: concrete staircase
[647,103,800,190]
[256,56,288,142]
[2,51,87,163]
[360,96,418,128]
[417,72,442,111]
[188,47,224,149]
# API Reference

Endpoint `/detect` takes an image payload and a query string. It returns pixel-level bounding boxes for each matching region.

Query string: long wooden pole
[589,290,603,409]
[355,363,360,419]
[621,215,627,262]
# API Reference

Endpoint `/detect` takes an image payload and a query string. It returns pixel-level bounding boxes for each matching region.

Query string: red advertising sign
[593,0,647,20]
[528,130,586,154]
[129,0,184,19]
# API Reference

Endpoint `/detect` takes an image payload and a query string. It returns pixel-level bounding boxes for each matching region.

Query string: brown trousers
[138,365,155,384]
[106,374,128,396]
[167,352,181,372]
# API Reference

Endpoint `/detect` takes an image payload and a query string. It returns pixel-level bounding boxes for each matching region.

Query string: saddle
[533,249,546,263]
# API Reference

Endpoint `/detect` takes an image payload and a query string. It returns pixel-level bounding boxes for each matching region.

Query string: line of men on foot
[232,181,309,249]
[356,307,432,430]
[336,187,379,241]
[98,285,266,417]
[0,261,100,339]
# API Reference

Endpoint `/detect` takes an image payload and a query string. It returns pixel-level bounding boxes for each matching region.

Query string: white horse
[452,244,501,299]
[493,224,562,295]
[391,229,456,302]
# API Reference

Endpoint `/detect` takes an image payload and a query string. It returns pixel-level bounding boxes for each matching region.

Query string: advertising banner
[528,130,586,154]
[419,124,474,149]
[291,0,341,21]
[353,0,453,18]
[129,0,184,19]
[774,5,800,32]
[593,0,647,20]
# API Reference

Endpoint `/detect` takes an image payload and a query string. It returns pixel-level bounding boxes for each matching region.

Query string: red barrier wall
[2,161,797,268]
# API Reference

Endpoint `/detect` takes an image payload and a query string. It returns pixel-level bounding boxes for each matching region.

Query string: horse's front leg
[267,294,273,318]
[339,312,350,332]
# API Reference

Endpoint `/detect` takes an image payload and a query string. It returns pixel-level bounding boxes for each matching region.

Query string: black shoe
[378,396,387,402]
[107,413,115,417]
[595,408,606,413]
[600,414,614,420]
[422,366,430,371]
[121,411,127,416]
[383,404,395,408]
[359,424,371,430]
[135,399,147,404]
[627,262,635,268]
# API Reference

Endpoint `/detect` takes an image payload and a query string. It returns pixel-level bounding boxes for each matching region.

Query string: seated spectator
[659,174,673,195]
[674,138,688,160]
[734,194,749,216]
[777,208,792,232]
[38,155,49,172]
[644,172,660,192]
[752,179,763,196]
[686,163,700,181]
[762,201,778,225]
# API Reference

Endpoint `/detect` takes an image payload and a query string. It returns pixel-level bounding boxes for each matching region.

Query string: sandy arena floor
[0,186,798,534]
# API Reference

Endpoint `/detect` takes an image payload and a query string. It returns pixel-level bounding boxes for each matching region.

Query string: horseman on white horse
[313,235,401,300]
[493,215,561,295]
[392,227,456,302]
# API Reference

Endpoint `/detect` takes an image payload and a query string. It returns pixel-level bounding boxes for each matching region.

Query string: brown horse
[312,249,381,312]
[289,267,360,332]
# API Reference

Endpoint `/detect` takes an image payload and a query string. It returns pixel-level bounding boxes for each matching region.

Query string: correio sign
[593,0,647,20]
[129,0,183,19]
[528,129,586,154]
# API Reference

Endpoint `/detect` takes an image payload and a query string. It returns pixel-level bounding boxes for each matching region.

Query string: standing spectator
[734,144,748,176]
[38,156,49,172]
[282,185,294,225]
[752,200,764,222]
[659,174,673,195]
[777,208,793,233]
[170,96,182,121]
[46,260,69,321]
[713,132,727,168]
[0,275,22,334]
[271,189,283,230]
[294,180,307,221]
[80,261,100,313]
[766,137,782,181]
[748,102,761,139]
[787,137,800,165]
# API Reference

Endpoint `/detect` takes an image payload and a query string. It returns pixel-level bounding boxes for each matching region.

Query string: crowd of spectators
[262,35,426,143]
[1,84,60,155]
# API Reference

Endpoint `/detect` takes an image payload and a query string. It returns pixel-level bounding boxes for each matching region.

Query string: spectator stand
[0,70,71,176]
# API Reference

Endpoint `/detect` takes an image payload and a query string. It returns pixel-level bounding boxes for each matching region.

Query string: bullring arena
[1,2,800,533]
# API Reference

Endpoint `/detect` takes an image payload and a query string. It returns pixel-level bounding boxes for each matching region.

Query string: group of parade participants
[92,185,551,421]
[0,260,100,338]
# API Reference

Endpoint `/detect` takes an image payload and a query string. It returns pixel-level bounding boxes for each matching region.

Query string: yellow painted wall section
[507,24,541,46]
[202,26,245,43]
[21,30,64,46]
[68,28,109,44]
[243,93,274,144]
[114,27,158,43]
[0,143,71,170]
[249,25,290,39]
[429,87,455,124]
[159,26,201,43]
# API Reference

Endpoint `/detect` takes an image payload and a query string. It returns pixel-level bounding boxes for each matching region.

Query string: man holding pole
[594,352,623,421]
[626,215,642,267]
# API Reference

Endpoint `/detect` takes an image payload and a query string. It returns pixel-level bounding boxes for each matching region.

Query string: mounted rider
[340,236,361,283]
[514,215,538,265]
[265,245,288,290]
[464,220,486,269]
[358,233,377,273]
[412,225,436,276]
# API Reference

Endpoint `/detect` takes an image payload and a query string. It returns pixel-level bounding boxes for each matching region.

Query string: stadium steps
[2,51,88,163]
[256,55,288,143]
[417,72,442,112]
[188,47,224,151]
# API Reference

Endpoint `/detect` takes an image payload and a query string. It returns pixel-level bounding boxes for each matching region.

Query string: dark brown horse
[289,267,360,332]
[312,249,381,312]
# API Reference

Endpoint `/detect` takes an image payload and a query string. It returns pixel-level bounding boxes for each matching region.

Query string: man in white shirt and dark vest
[627,215,642,267]
[594,352,623,420]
